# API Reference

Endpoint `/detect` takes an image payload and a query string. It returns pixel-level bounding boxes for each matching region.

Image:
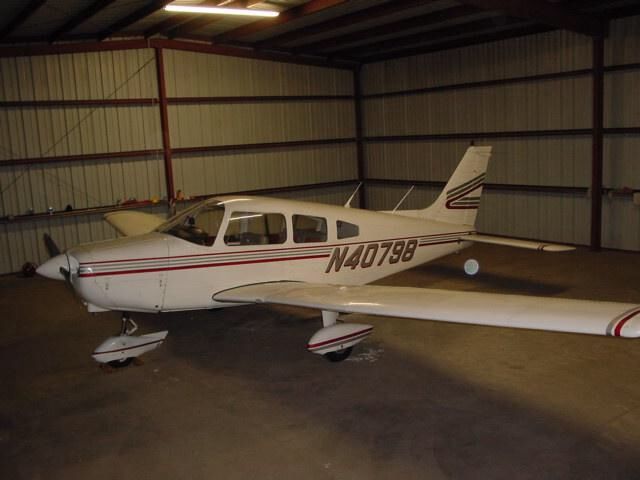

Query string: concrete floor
[2,244,640,479]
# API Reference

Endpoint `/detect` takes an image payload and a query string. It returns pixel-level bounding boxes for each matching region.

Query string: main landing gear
[92,312,168,368]
[307,311,373,363]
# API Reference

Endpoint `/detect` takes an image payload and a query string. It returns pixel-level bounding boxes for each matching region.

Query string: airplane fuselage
[66,196,474,314]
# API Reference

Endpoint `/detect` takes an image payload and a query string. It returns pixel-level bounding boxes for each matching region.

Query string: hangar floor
[2,244,640,479]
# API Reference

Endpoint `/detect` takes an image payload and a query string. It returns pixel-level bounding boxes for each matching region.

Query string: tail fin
[421,146,491,226]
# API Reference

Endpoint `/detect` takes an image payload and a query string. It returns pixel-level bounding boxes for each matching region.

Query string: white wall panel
[0,155,166,217]
[363,77,591,136]
[267,184,360,207]
[0,105,161,160]
[169,101,354,148]
[604,135,640,189]
[605,71,640,129]
[602,198,640,251]
[361,16,640,251]
[365,185,589,245]
[0,49,157,101]
[163,50,353,97]
[173,144,357,198]
[361,30,591,95]
[365,138,590,187]
[605,15,640,66]
[0,204,168,274]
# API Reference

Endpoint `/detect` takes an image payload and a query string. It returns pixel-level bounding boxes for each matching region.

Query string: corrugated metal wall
[0,49,164,212]
[361,18,640,251]
[0,47,357,274]
[603,15,640,250]
[0,48,166,273]
[163,49,356,199]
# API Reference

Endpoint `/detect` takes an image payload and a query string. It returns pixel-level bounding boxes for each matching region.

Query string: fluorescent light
[165,4,279,17]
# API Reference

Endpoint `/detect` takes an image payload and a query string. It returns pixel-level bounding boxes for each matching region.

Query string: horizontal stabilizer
[463,234,574,252]
[104,211,165,237]
[214,282,640,338]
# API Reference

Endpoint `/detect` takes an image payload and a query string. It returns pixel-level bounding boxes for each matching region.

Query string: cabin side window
[224,212,287,246]
[293,215,327,243]
[165,204,225,246]
[337,220,359,239]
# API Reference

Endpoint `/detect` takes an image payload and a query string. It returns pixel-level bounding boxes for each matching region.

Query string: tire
[323,347,353,363]
[108,357,133,368]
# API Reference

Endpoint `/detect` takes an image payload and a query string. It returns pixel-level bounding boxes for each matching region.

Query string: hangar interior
[2,1,640,479]
[1,0,639,274]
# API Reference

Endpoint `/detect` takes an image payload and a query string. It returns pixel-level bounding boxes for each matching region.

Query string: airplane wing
[104,211,165,236]
[214,282,640,338]
[462,234,574,252]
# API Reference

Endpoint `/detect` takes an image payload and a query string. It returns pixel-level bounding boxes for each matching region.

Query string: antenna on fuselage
[392,185,415,213]
[344,182,363,208]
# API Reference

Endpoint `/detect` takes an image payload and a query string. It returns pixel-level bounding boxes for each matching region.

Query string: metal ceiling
[0,0,639,64]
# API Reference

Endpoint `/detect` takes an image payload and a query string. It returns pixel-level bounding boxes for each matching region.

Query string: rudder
[420,146,491,226]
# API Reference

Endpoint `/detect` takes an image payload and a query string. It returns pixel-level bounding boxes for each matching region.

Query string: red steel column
[591,36,604,251]
[154,46,175,201]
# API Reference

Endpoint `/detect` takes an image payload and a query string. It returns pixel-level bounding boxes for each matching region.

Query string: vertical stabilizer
[421,146,491,226]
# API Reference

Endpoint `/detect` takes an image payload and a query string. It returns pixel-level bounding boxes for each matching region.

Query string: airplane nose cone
[36,254,69,281]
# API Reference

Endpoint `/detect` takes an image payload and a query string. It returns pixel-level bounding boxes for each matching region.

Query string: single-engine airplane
[36,146,640,367]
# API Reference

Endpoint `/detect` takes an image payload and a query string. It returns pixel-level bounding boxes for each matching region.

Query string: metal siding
[0,44,358,273]
[267,184,359,207]
[0,155,166,216]
[361,30,592,95]
[0,49,157,101]
[362,77,591,136]
[602,15,640,250]
[602,198,640,251]
[604,135,640,190]
[168,100,355,147]
[365,184,589,245]
[361,27,600,249]
[605,71,640,129]
[1,204,169,273]
[173,144,357,198]
[605,15,640,66]
[0,105,161,159]
[365,138,590,187]
[163,49,354,97]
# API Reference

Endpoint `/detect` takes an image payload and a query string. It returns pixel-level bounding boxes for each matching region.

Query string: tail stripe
[446,173,486,198]
[446,182,484,210]
[418,145,492,226]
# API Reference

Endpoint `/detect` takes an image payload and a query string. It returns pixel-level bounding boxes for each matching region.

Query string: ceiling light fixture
[164,4,279,17]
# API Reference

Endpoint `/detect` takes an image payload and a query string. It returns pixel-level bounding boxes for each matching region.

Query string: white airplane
[36,146,640,367]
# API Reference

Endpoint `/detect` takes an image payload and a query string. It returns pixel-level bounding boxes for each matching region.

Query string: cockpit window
[337,220,359,239]
[293,215,327,243]
[162,203,225,246]
[224,212,287,246]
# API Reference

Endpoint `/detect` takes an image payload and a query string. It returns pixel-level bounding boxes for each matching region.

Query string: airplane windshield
[159,201,225,247]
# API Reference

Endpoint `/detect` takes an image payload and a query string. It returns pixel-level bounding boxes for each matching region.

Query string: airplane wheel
[324,347,353,363]
[108,357,133,368]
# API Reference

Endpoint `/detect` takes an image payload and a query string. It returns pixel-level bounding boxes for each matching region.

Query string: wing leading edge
[214,282,640,338]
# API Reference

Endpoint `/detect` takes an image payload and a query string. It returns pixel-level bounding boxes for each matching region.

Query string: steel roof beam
[211,0,348,43]
[144,14,196,38]
[0,0,48,40]
[457,0,604,36]
[301,5,480,53]
[257,0,435,48]
[362,24,551,63]
[335,16,525,57]
[48,0,117,43]
[97,0,173,41]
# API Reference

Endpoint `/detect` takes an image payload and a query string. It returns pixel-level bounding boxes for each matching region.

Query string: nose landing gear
[92,312,168,368]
